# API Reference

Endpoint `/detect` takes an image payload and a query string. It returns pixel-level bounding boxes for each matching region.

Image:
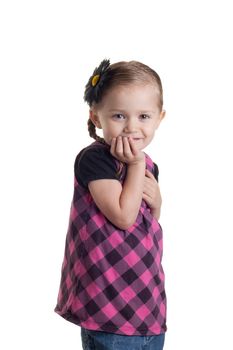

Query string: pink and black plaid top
[54,141,167,336]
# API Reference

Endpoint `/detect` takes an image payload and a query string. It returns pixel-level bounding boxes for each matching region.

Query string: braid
[87,118,105,144]
[87,118,124,178]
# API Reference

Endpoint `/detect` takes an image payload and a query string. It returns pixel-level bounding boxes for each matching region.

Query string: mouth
[120,136,144,142]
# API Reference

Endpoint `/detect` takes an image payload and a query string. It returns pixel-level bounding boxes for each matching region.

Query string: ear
[155,109,166,130]
[89,109,102,129]
[159,109,166,122]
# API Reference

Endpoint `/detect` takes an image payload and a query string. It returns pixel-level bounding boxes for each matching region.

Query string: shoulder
[74,142,120,187]
[75,142,116,168]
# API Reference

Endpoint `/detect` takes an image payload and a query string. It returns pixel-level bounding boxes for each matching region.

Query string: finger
[145,171,158,185]
[115,136,123,155]
[143,181,153,194]
[144,176,156,190]
[144,185,157,200]
[122,136,132,158]
[143,189,152,199]
[128,137,138,155]
[144,178,159,194]
[110,137,116,155]
[142,193,153,206]
[143,191,153,199]
[145,169,156,179]
[143,176,151,187]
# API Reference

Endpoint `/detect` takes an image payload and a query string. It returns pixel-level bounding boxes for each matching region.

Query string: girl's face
[90,83,166,150]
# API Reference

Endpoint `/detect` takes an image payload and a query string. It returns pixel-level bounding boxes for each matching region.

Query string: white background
[0,1,233,349]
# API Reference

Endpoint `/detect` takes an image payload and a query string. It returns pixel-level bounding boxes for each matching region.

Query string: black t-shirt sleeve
[153,162,159,182]
[74,146,120,188]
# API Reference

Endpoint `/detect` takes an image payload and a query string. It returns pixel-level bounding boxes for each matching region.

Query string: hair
[84,59,164,143]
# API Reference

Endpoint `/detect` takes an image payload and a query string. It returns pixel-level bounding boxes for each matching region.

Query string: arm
[142,169,162,221]
[88,136,145,230]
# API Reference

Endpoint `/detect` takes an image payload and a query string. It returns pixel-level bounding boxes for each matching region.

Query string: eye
[139,114,151,120]
[112,114,125,120]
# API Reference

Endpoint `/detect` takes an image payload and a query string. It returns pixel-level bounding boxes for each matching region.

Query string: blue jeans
[81,328,165,350]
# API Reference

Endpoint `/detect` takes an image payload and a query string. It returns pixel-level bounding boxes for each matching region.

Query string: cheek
[108,123,122,134]
[145,121,158,133]
[102,125,119,139]
[144,126,155,135]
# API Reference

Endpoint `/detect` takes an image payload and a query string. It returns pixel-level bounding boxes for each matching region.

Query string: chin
[103,138,111,145]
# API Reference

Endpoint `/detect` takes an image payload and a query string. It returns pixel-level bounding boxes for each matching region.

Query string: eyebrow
[108,109,156,113]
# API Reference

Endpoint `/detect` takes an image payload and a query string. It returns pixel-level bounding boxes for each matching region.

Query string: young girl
[54,59,167,350]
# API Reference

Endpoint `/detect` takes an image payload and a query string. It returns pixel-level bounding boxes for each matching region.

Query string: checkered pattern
[54,143,167,336]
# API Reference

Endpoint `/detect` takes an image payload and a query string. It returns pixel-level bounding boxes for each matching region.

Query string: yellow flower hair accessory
[91,74,100,87]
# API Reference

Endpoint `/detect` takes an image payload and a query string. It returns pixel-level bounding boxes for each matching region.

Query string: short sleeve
[75,146,119,188]
[153,163,159,182]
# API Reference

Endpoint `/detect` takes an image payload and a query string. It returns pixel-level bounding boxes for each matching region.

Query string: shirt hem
[55,309,167,336]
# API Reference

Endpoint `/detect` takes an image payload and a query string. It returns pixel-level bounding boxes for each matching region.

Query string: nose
[123,119,138,134]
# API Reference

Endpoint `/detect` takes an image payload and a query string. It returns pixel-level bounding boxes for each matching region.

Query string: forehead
[100,83,160,110]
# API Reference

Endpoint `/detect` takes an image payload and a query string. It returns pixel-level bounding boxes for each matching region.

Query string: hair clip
[84,59,111,106]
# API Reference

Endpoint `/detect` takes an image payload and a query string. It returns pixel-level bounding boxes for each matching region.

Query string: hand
[142,169,162,211]
[110,136,145,165]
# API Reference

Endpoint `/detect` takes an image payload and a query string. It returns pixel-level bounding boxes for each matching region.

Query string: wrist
[127,154,145,167]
